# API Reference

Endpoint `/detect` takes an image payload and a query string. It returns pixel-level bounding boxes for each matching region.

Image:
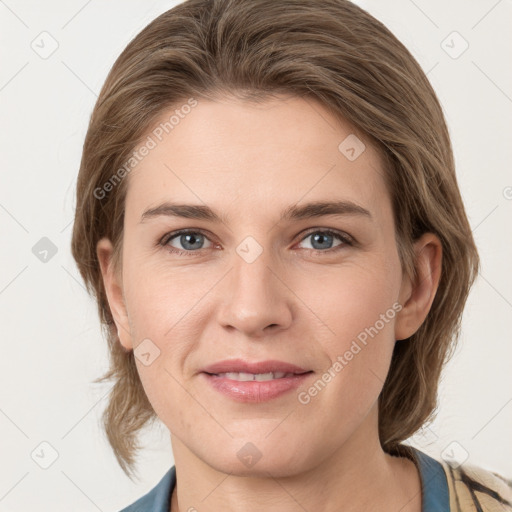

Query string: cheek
[123,256,210,337]
[290,268,400,435]
[302,260,401,356]
[121,262,212,414]
[297,263,401,421]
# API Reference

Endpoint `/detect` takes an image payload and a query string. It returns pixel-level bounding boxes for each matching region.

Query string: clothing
[118,445,512,511]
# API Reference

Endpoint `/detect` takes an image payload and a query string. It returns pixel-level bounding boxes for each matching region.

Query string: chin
[198,438,311,478]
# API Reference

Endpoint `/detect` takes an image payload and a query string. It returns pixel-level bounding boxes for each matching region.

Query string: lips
[201,359,314,402]
[202,358,310,375]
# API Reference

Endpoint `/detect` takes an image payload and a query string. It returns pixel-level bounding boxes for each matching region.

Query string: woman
[71,0,512,510]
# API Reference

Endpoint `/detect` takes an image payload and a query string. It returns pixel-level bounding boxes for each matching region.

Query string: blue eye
[298,230,352,252]
[160,228,353,256]
[163,230,213,254]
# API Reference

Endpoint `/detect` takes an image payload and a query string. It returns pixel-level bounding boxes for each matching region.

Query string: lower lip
[202,372,313,403]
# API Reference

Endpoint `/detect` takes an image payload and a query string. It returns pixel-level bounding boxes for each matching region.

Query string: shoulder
[394,444,512,512]
[439,459,512,511]
[118,466,176,512]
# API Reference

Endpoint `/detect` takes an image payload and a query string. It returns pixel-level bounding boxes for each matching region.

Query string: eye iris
[311,232,333,250]
[180,233,204,250]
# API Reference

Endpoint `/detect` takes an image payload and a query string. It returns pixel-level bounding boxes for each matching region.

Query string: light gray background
[1,0,511,510]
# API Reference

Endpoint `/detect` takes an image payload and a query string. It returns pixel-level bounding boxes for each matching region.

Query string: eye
[161,230,213,255]
[297,229,352,252]
[160,228,353,256]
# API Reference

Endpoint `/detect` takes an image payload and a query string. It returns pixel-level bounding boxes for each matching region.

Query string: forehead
[124,95,391,226]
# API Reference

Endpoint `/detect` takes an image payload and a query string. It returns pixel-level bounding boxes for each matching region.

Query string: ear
[96,237,133,351]
[394,233,442,341]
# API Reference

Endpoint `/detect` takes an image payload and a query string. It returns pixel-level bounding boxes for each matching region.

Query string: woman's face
[100,95,421,476]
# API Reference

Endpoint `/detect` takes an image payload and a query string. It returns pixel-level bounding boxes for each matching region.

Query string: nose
[216,248,293,338]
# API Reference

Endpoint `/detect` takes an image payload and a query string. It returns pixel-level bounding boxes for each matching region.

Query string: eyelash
[159,228,354,257]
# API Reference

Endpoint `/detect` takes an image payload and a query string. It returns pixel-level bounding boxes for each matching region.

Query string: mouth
[200,359,314,403]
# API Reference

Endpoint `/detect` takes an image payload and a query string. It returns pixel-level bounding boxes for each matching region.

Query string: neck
[169,407,421,512]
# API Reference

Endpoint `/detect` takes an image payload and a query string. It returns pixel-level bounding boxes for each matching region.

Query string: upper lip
[202,359,311,375]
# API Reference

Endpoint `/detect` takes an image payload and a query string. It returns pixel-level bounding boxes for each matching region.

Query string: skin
[97,95,442,512]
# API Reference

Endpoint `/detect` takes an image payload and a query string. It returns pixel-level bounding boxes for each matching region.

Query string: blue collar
[119,445,449,511]
[119,466,174,511]
[408,445,450,511]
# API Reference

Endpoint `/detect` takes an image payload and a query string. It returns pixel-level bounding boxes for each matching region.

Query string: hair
[71,0,480,479]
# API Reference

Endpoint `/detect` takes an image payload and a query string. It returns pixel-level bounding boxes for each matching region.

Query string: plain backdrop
[0,0,511,510]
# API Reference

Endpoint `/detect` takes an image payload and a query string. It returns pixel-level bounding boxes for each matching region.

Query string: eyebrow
[140,200,372,224]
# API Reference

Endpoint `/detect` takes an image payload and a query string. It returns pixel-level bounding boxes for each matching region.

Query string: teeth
[219,371,289,381]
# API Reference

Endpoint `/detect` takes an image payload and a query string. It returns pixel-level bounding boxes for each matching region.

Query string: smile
[202,371,314,402]
[211,371,296,381]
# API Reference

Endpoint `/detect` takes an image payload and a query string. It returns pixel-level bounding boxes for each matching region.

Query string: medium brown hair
[71,0,479,479]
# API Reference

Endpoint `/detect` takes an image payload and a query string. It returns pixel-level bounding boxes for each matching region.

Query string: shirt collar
[398,444,451,512]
